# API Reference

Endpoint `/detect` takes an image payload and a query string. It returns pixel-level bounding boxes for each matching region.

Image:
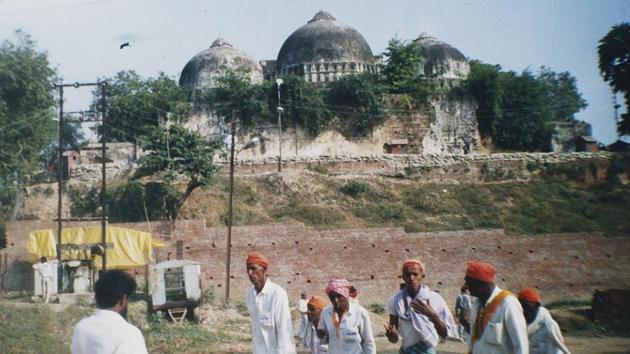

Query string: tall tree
[464,61,584,151]
[94,71,190,145]
[381,39,424,94]
[538,67,587,121]
[598,23,630,135]
[202,68,268,129]
[0,31,57,240]
[133,124,221,221]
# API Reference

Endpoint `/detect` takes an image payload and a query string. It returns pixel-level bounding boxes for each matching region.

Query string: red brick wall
[3,220,629,308]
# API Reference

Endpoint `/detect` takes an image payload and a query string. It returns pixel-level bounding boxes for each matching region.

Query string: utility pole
[276,79,283,173]
[100,82,108,271]
[55,84,64,290]
[225,110,236,300]
[54,81,106,289]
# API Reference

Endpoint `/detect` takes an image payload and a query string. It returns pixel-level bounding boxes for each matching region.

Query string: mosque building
[178,10,480,157]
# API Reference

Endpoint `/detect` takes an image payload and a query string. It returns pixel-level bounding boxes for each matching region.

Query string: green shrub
[368,303,385,314]
[340,180,372,198]
[307,163,328,174]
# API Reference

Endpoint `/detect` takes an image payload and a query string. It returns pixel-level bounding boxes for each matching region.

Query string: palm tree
[598,23,630,135]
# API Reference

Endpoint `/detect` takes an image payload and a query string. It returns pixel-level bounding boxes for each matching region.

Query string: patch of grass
[368,302,386,314]
[272,199,345,227]
[307,163,328,174]
[0,301,91,354]
[147,315,219,353]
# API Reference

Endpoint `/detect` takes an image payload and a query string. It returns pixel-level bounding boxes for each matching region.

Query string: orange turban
[308,295,328,310]
[466,261,496,282]
[246,251,269,269]
[518,288,541,303]
[402,259,424,273]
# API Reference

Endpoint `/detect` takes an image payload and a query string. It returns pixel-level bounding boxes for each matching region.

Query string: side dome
[179,38,263,92]
[276,11,376,84]
[412,32,469,80]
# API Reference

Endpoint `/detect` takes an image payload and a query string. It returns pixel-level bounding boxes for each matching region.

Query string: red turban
[246,251,269,269]
[402,259,425,273]
[466,261,496,282]
[518,288,541,303]
[325,279,352,299]
[308,295,328,310]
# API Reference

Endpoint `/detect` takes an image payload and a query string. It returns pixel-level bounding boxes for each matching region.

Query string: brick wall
[2,220,629,308]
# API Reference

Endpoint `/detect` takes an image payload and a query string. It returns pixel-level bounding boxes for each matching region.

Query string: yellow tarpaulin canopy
[26,226,167,269]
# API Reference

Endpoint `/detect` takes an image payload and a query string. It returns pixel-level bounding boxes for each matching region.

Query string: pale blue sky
[1,0,628,143]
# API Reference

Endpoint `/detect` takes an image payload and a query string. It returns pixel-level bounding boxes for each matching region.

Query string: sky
[1,0,628,144]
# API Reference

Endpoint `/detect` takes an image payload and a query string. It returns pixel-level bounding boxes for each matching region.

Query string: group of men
[243,251,571,354]
[68,251,571,354]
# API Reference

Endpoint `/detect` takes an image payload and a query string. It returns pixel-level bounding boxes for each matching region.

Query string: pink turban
[325,279,352,299]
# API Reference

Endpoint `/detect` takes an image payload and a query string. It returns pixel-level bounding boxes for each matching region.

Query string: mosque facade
[178,11,479,157]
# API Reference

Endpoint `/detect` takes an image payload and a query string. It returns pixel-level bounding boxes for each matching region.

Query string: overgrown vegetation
[0,31,57,237]
[598,22,630,136]
[461,61,587,151]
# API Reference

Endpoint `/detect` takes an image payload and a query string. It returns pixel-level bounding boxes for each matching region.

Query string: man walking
[35,257,54,304]
[317,278,376,354]
[455,286,472,341]
[518,288,570,354]
[245,251,296,354]
[464,261,529,354]
[385,259,456,353]
[303,295,328,354]
[71,270,147,354]
[297,292,309,344]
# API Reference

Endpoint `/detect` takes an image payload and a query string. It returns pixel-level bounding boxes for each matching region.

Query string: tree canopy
[133,124,222,221]
[0,31,57,244]
[598,22,630,135]
[94,71,190,143]
[463,61,587,151]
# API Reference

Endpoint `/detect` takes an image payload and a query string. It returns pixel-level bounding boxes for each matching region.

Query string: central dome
[276,11,376,83]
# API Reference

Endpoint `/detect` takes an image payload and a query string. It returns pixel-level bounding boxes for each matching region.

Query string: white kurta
[469,286,529,354]
[318,302,376,354]
[528,307,570,354]
[246,278,296,354]
[71,309,148,354]
[304,324,329,354]
[387,286,457,349]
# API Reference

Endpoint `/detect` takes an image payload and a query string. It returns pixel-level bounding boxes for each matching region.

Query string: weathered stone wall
[3,220,629,307]
[422,96,478,155]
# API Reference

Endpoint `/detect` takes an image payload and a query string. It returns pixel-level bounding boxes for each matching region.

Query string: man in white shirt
[317,278,376,354]
[518,288,570,354]
[304,295,329,354]
[245,251,296,354]
[464,261,529,354]
[36,257,54,304]
[71,269,148,354]
[385,259,457,354]
[297,292,309,344]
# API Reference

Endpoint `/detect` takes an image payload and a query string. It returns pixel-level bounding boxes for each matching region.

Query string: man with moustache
[71,270,147,354]
[317,278,376,354]
[465,261,528,354]
[385,259,456,354]
[245,251,296,354]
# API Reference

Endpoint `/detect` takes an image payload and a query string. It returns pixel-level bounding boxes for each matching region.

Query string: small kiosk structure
[148,259,202,322]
